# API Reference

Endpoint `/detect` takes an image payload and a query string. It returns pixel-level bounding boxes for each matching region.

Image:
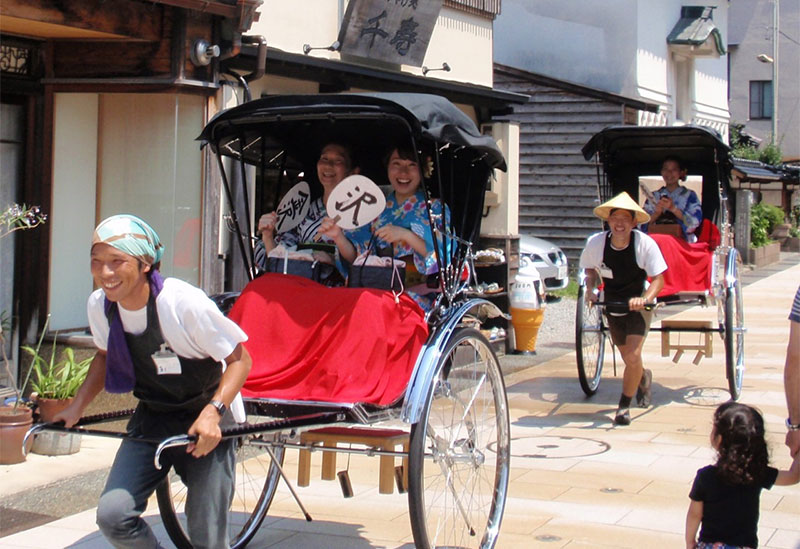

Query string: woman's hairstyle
[383,144,419,168]
[713,401,770,485]
[662,155,687,181]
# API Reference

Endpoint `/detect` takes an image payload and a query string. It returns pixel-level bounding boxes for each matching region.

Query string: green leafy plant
[790,226,800,238]
[750,202,784,248]
[550,278,579,300]
[759,142,783,165]
[22,326,90,401]
[728,122,784,165]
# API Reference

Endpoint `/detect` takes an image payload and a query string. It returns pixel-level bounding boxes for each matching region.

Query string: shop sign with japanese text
[338,0,444,67]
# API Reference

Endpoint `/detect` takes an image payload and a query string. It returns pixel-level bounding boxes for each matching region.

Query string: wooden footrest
[661,320,714,364]
[298,427,410,494]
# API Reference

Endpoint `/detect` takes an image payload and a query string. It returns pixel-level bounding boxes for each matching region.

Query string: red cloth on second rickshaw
[228,273,428,406]
[650,233,712,297]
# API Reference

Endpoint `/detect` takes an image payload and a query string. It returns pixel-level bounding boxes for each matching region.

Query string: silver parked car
[519,234,569,292]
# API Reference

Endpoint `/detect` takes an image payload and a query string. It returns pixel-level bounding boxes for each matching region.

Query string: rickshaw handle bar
[592,301,660,311]
[23,409,348,462]
[153,410,349,469]
[593,298,706,311]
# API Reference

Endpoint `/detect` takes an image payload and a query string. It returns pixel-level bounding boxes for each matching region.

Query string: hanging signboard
[337,0,444,67]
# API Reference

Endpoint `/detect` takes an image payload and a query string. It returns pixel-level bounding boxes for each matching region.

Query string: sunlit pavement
[2,263,799,548]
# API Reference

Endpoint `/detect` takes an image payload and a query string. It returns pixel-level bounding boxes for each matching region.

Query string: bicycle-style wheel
[407,327,510,549]
[723,257,744,400]
[576,281,606,396]
[156,433,285,549]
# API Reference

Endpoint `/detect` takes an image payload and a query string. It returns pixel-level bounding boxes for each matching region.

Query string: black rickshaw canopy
[198,92,506,293]
[581,125,732,225]
[199,92,506,171]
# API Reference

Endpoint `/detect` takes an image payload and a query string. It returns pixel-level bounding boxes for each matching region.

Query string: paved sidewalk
[2,263,799,548]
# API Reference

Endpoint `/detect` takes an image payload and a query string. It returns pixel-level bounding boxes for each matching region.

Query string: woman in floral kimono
[320,145,450,310]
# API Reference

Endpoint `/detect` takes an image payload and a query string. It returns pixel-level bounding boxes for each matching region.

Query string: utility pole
[772,0,779,144]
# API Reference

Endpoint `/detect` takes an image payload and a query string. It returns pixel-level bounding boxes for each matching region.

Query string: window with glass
[749,80,773,119]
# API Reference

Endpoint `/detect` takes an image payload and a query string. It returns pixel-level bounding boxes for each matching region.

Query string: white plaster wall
[49,94,98,331]
[495,0,729,131]
[250,4,494,87]
[494,0,639,94]
[693,4,730,133]
[481,122,519,236]
[422,8,494,86]
[251,1,342,55]
[634,0,729,130]
[634,1,673,105]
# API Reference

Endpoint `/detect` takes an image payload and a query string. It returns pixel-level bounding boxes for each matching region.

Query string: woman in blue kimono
[320,145,450,310]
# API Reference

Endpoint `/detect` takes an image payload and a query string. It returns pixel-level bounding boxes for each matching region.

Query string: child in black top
[686,402,799,548]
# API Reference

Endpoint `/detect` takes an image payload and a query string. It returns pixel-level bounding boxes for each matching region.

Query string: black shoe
[636,369,652,408]
[614,408,631,425]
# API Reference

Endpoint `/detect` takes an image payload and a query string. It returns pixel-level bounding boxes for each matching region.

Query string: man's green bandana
[92,214,164,265]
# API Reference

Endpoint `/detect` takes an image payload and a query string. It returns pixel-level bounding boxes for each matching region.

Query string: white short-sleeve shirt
[87,277,247,363]
[579,229,668,277]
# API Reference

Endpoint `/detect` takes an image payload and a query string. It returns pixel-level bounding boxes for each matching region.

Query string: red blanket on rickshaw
[228,273,428,406]
[650,233,713,297]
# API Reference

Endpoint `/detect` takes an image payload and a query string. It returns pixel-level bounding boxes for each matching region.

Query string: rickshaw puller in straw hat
[579,192,667,425]
[54,214,251,548]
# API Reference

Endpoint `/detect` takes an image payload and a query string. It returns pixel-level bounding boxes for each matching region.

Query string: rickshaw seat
[650,233,713,297]
[228,273,428,406]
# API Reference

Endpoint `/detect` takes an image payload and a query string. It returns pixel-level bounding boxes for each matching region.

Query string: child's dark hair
[713,401,770,485]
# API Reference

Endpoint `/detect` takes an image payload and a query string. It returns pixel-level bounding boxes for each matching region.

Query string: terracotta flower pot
[35,397,74,423]
[0,405,34,464]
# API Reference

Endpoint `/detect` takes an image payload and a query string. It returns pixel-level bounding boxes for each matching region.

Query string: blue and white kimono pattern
[352,189,451,310]
[643,185,703,241]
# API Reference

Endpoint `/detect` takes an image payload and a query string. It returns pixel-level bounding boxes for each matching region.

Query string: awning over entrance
[224,45,528,118]
[667,6,726,57]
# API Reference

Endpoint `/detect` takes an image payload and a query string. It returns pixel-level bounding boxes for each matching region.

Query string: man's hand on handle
[187,406,223,457]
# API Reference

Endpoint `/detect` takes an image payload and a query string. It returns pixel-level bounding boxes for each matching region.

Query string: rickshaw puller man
[579,192,667,426]
[54,214,251,549]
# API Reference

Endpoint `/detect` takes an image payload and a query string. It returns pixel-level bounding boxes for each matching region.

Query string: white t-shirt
[579,229,668,277]
[87,277,247,362]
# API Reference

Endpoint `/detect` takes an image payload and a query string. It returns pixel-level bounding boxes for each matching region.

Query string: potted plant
[0,310,35,464]
[22,320,91,455]
[0,204,46,464]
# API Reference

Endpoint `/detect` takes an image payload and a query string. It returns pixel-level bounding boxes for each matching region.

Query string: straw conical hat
[593,192,650,224]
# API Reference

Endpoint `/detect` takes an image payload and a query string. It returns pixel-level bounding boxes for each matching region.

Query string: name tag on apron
[599,264,613,279]
[152,343,182,375]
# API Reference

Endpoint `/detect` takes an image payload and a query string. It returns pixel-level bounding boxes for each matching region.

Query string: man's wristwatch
[787,417,800,431]
[208,399,227,417]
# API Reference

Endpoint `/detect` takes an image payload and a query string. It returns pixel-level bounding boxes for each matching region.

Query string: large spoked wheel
[723,255,745,400]
[576,280,606,396]
[408,327,510,549]
[156,433,285,549]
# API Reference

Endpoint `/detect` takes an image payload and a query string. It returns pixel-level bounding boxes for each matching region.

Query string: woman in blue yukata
[319,144,450,310]
[643,155,703,242]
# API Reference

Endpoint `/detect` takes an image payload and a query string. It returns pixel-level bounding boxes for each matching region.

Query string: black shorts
[606,309,653,347]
